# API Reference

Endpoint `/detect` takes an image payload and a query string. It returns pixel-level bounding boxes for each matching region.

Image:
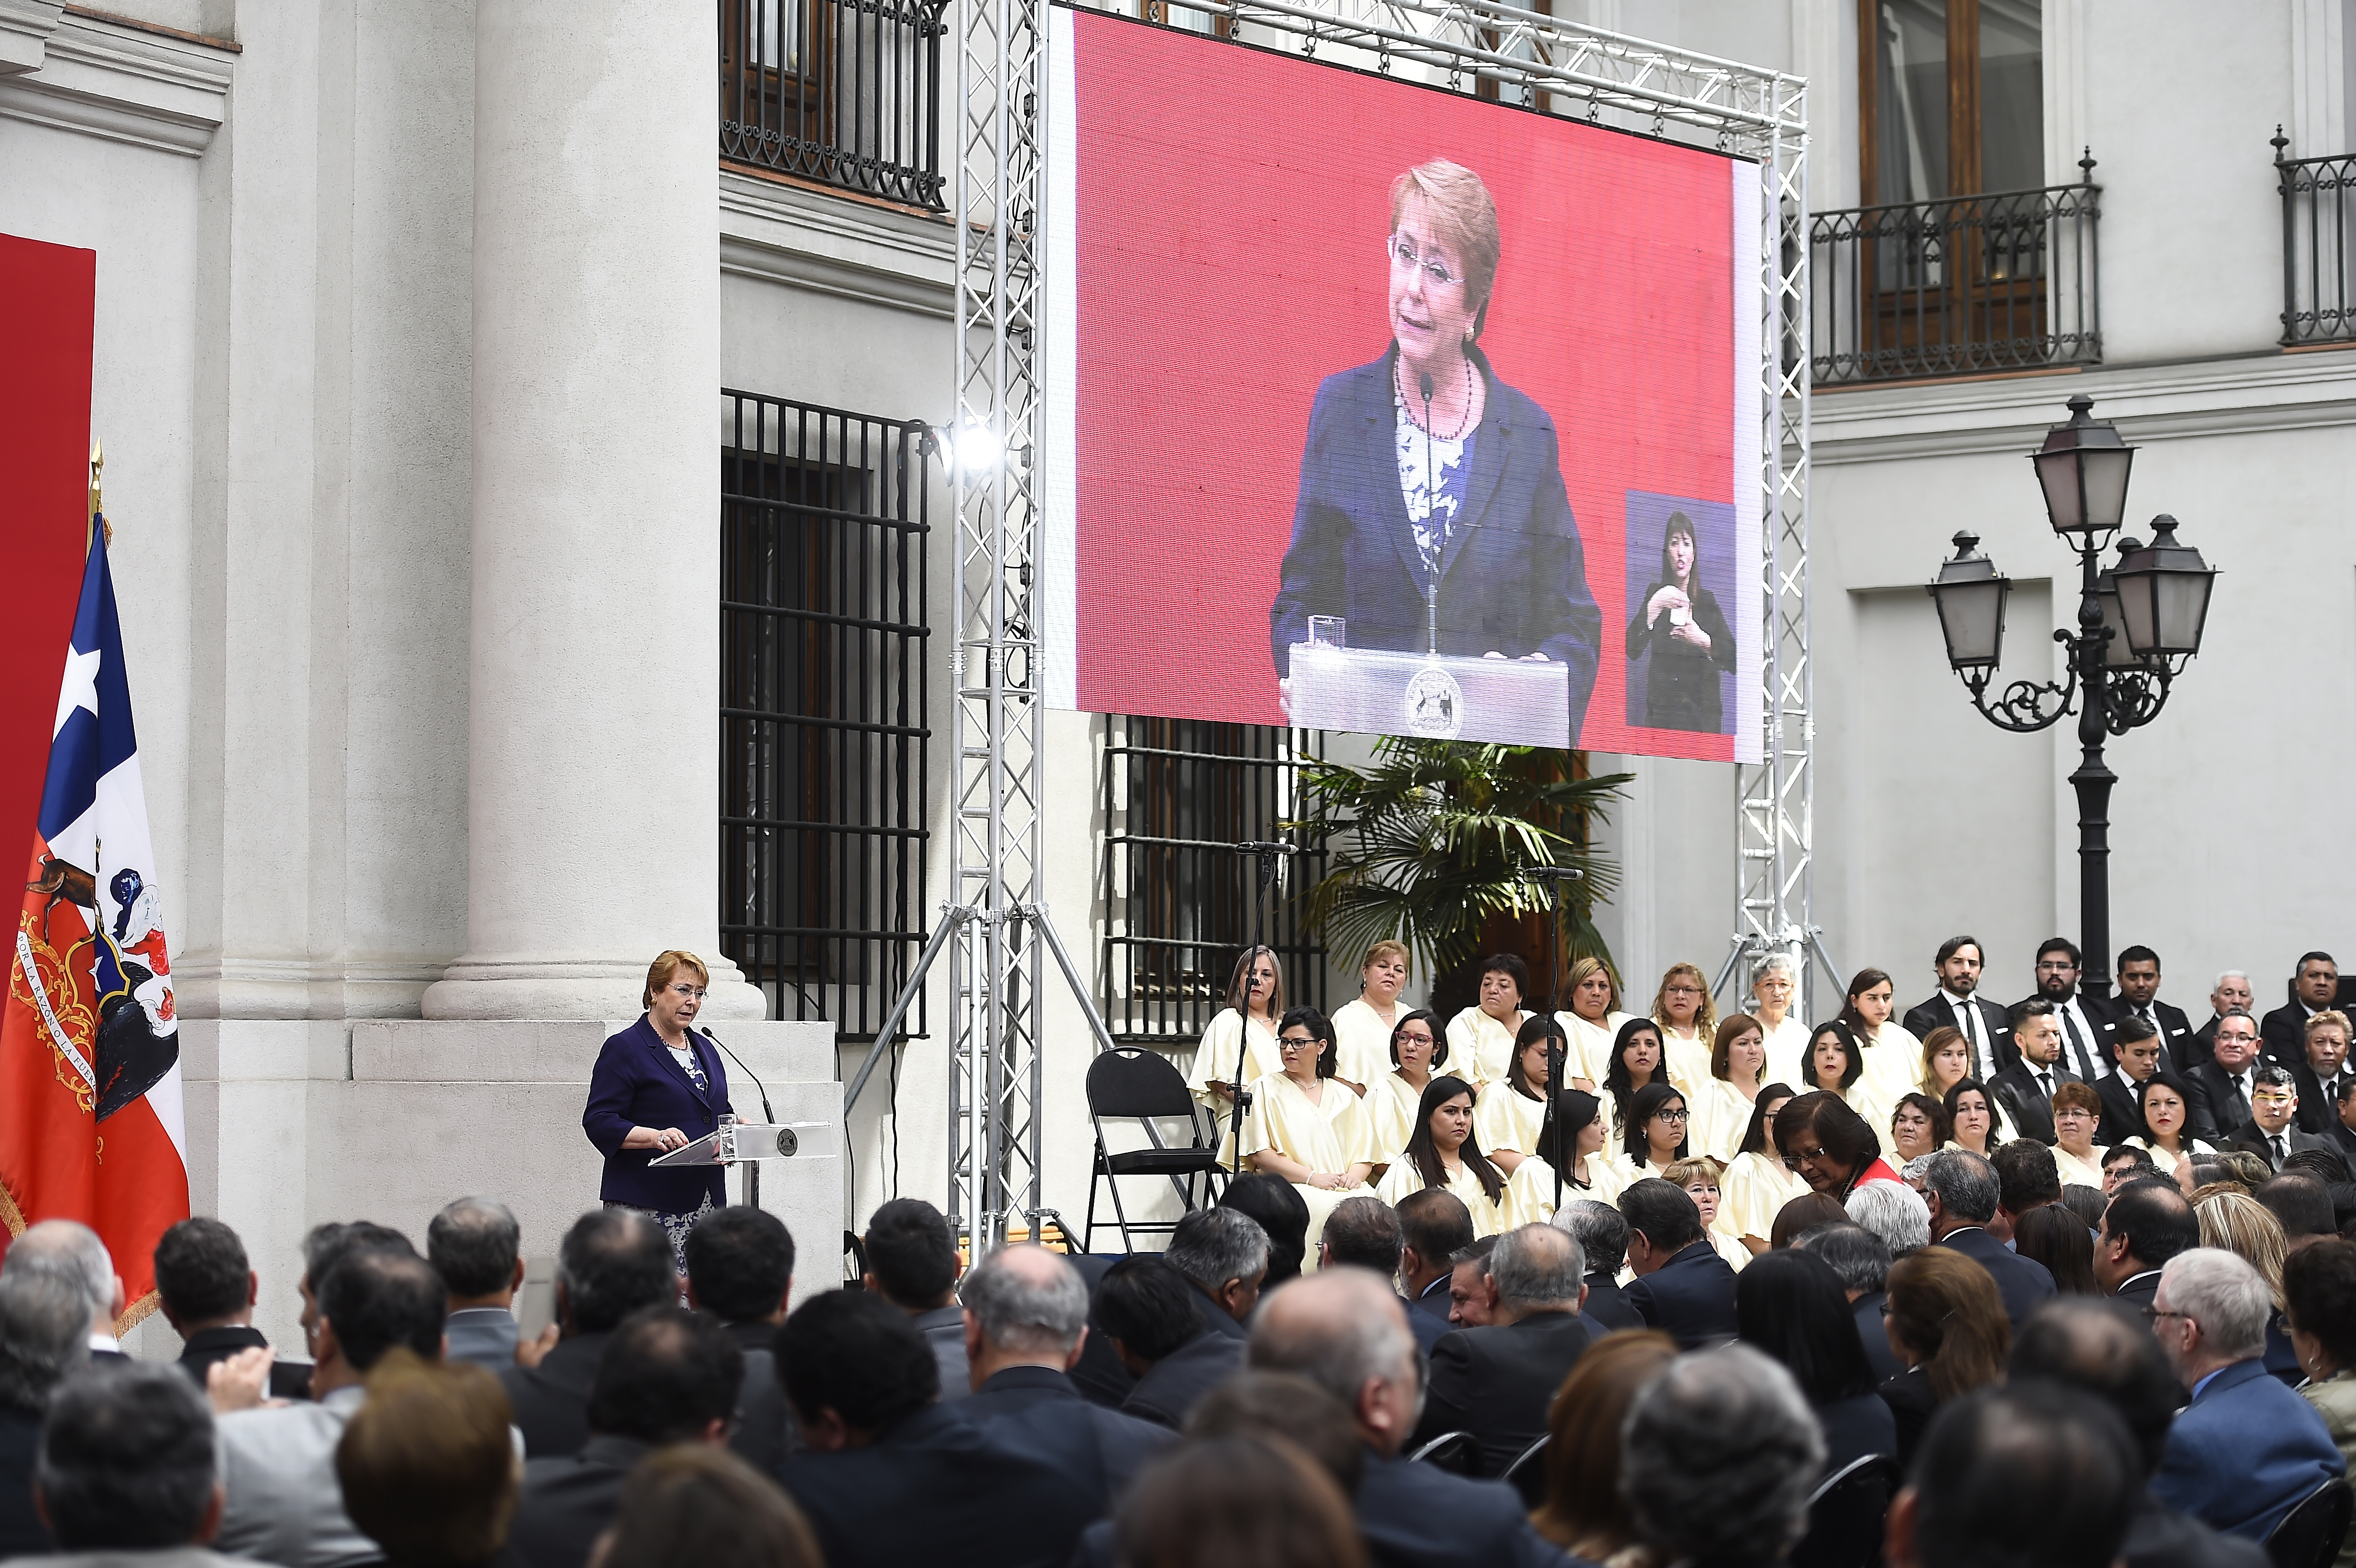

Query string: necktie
[2036,1068,2054,1099]
[2229,1074,2249,1124]
[2059,1007,2097,1081]
[2271,1134,2287,1166]
[1955,1000,1987,1077]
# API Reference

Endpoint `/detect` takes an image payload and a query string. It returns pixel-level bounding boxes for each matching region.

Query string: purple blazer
[583,1016,734,1212]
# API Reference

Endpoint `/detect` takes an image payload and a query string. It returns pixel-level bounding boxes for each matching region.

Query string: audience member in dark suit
[1396,1187,1475,1336]
[778,1289,1095,1568]
[1622,1343,1838,1568]
[2223,1066,2335,1171]
[1735,1248,1897,1474]
[1060,1251,1137,1410]
[1877,1245,2009,1470]
[508,1307,742,1568]
[1920,1148,2056,1328]
[1986,1002,2077,1145]
[500,1210,678,1459]
[2011,1298,2273,1568]
[2329,1078,2356,1159]
[2149,1249,2345,1541]
[682,1205,798,1472]
[2287,1009,2352,1137]
[2192,1011,2266,1141]
[1162,1207,1271,1341]
[0,1219,130,1364]
[2191,970,2258,1075]
[1410,1224,1591,1476]
[1990,1140,2063,1242]
[1556,1198,1645,1333]
[1244,1266,1572,1568]
[1320,1195,1444,1352]
[1902,936,2018,1081]
[861,1198,971,1402]
[2115,947,2202,1076]
[2018,940,2119,1086]
[956,1244,1176,1514]
[428,1198,526,1375]
[27,1363,248,1568]
[1618,1179,1738,1349]
[1884,1382,2144,1568]
[1792,1221,1905,1383]
[2094,1178,2200,1314]
[1091,1256,1243,1430]
[154,1216,315,1401]
[0,1270,87,1557]
[2259,952,2340,1067]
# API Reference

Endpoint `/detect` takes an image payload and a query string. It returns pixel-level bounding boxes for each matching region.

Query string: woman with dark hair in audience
[1888,1091,1949,1166]
[1769,1192,1850,1251]
[602,1445,827,1568]
[2011,1203,2098,1295]
[1734,1248,1897,1473]
[1530,1331,1680,1562]
[1237,1005,1374,1247]
[1624,1082,1690,1178]
[1774,1091,1905,1201]
[1604,1017,1668,1146]
[2284,1239,2356,1542]
[1117,1434,1363,1568]
[1942,1078,2006,1157]
[2131,1070,2216,1183]
[1800,1022,1871,1121]
[1691,1014,1767,1164]
[1721,1083,1810,1256]
[1219,1174,1311,1286]
[1502,1088,1627,1226]
[1475,1015,1560,1174]
[1361,1008,1445,1173]
[1374,1074,1510,1237]
[1877,1245,2010,1469]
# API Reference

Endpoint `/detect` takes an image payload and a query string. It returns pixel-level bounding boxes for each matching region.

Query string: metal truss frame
[915,0,1811,1250]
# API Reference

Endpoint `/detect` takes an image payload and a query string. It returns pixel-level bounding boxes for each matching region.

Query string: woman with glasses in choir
[1553,955,1628,1091]
[1235,1005,1374,1247]
[1446,953,1534,1089]
[1375,1074,1512,1238]
[1361,1008,1445,1178]
[1722,1083,1810,1256]
[1624,1082,1691,1180]
[1186,946,1284,1116]
[1328,939,1412,1094]
[1650,963,1719,1095]
[2048,1080,2111,1189]
[1690,1014,1768,1164]
[1503,1088,1626,1227]
[1474,1014,1560,1175]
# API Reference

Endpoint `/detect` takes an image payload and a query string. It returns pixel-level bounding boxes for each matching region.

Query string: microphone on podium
[699,1025,776,1210]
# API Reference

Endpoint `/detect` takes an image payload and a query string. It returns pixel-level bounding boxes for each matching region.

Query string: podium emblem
[1403,664,1465,740]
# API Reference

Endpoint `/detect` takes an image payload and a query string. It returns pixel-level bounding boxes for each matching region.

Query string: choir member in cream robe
[1664,1156,1752,1273]
[1237,1005,1374,1247]
[1553,955,1632,1089]
[2049,1080,2111,1190]
[1501,1089,1627,1227]
[1621,1081,1691,1183]
[1689,1014,1769,1164]
[1602,1018,1670,1151]
[1360,1008,1444,1177]
[1747,954,1808,1086]
[1920,1031,2020,1148]
[1445,953,1535,1088]
[1800,1022,1880,1129]
[1649,961,1719,1096]
[1373,1075,1512,1239]
[1473,1016,1562,1174]
[1720,1083,1810,1256]
[1329,938,1412,1092]
[1186,946,1285,1115]
[1840,968,1921,1128]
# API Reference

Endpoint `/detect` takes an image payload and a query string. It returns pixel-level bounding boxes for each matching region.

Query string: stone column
[424,0,761,1021]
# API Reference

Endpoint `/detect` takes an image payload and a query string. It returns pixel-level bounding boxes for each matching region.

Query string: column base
[420,958,767,1022]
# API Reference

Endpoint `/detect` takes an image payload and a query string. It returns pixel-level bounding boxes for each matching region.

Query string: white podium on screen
[1287,643,1570,745]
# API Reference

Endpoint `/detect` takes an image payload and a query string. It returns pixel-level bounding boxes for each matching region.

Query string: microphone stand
[699,1026,774,1210]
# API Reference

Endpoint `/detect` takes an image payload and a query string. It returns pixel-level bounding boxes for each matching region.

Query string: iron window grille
[721,391,932,1042]
[2276,136,2356,346]
[720,0,949,212]
[1100,717,1328,1050]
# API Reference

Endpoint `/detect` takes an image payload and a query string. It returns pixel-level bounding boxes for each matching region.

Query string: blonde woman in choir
[1474,1015,1560,1174]
[2048,1080,2111,1189]
[1750,954,1810,1087]
[1236,1005,1374,1246]
[1186,946,1284,1114]
[1721,1083,1810,1256]
[1361,1008,1445,1177]
[1837,968,1922,1124]
[1690,1013,1768,1163]
[1374,1074,1513,1238]
[1502,1088,1626,1227]
[1446,953,1535,1087]
[1920,1028,2019,1147]
[1329,939,1412,1093]
[1553,955,1629,1089]
[1650,962,1719,1094]
[1663,1156,1752,1273]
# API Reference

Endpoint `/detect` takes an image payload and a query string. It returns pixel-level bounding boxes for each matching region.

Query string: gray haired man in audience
[1624,1346,1824,1565]
[1410,1224,1588,1477]
[1,1219,126,1360]
[31,1365,244,1568]
[427,1197,525,1371]
[0,1272,90,1556]
[1162,1208,1271,1339]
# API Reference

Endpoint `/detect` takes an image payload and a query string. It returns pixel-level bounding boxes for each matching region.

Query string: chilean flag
[0,513,189,1325]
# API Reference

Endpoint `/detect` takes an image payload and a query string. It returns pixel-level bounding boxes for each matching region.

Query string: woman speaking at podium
[582,950,736,1266]
[1268,158,1601,741]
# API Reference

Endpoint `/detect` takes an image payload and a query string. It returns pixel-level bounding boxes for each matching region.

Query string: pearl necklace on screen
[1396,355,1477,442]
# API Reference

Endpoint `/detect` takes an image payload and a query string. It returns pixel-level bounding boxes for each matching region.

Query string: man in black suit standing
[2191,969,2257,1072]
[2261,952,2340,1067]
[1903,935,2017,1082]
[1557,1198,1644,1332]
[2288,1010,2351,1138]
[1091,1256,1241,1430]
[1987,1000,2076,1145]
[1620,1179,1738,1349]
[501,1210,678,1459]
[2019,938,2116,1087]
[1410,1224,1591,1477]
[2114,947,2200,1075]
[1920,1149,2055,1329]
[1322,1196,1443,1354]
[2224,1066,2335,1171]
[2191,1011,2265,1141]
[2093,1178,2201,1311]
[1396,1189,1473,1335]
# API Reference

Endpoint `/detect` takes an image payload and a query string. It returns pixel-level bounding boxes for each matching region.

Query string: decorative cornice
[719,169,957,318]
[0,0,61,76]
[0,9,230,155]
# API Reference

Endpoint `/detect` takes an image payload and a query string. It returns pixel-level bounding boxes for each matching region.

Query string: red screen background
[1068,9,1742,760]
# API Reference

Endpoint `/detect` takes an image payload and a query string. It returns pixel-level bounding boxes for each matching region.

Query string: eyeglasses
[1386,234,1462,289]
[1665,985,1702,997]
[1652,1108,1690,1123]
[2141,1307,2194,1327]
[668,983,709,999]
[1280,1034,1319,1048]
[1783,1145,1826,1170]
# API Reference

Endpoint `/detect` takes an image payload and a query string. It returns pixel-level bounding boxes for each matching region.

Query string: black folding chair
[1789,1453,1904,1568]
[1407,1431,1480,1475]
[2265,1478,2353,1568]
[1501,1433,1550,1508]
[1083,1047,1224,1252]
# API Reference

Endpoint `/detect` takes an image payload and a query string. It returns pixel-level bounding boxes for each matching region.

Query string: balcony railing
[2277,137,2356,346]
[720,0,949,212]
[1810,164,2103,386]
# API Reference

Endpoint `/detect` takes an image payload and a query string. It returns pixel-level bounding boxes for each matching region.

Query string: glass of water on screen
[1308,616,1347,649]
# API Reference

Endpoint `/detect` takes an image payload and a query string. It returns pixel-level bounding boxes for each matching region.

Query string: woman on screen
[1625,511,1735,733]
[1268,159,1602,743]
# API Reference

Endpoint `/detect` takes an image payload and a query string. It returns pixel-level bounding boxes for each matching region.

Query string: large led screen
[1043,5,1763,762]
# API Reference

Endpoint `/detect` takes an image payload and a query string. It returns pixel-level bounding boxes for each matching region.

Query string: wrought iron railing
[1100,718,1328,1048]
[719,0,949,211]
[720,391,932,1040]
[1811,161,2103,385]
[2277,135,2356,346]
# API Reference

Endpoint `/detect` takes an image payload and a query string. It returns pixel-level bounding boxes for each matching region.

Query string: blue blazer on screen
[582,1016,733,1212]
[1268,344,1603,746]
[2150,1358,2345,1542]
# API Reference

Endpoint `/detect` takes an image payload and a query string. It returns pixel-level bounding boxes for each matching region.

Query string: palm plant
[1287,739,1632,999]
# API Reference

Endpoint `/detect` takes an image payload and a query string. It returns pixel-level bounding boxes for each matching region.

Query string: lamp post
[1925,395,2217,1002]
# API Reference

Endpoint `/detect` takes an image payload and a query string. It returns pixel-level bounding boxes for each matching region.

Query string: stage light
[938,419,1003,477]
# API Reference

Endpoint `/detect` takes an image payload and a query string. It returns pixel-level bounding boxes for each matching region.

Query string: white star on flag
[52,644,99,740]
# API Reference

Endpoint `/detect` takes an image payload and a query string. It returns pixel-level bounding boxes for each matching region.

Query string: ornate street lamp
[1924,397,2218,1002]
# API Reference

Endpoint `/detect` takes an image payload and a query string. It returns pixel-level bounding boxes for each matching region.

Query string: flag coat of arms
[1,514,189,1323]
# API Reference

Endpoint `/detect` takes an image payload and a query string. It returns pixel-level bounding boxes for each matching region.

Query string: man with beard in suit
[2019,939,2116,1088]
[1903,936,2016,1082]
[1988,1001,2077,1146]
